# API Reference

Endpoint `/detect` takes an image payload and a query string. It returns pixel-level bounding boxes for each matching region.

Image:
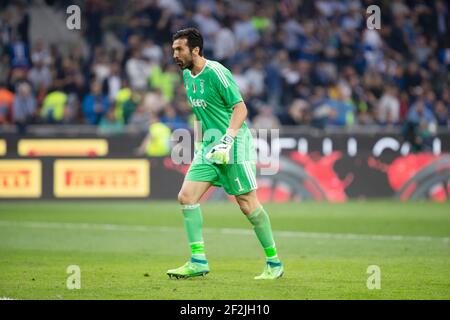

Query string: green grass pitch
[0,201,449,300]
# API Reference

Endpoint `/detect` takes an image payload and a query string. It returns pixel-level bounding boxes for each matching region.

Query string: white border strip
[242,162,255,189]
[0,221,448,243]
[208,61,230,88]
[244,161,257,188]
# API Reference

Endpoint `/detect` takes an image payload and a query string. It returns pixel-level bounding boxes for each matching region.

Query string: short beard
[180,50,194,70]
[184,56,194,70]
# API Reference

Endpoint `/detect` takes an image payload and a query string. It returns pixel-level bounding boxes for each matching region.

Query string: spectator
[404,62,423,95]
[252,104,281,129]
[121,90,141,125]
[0,10,13,50]
[140,89,166,116]
[30,39,51,67]
[377,85,400,125]
[141,38,163,66]
[234,12,260,48]
[414,35,432,65]
[53,57,85,98]
[149,63,181,102]
[49,43,62,72]
[0,54,10,85]
[251,6,274,33]
[0,84,14,124]
[280,99,311,126]
[428,58,448,95]
[407,98,437,125]
[264,50,288,111]
[160,104,189,130]
[7,34,30,69]
[113,84,132,124]
[16,1,30,46]
[128,104,152,132]
[102,63,122,103]
[13,82,36,134]
[231,64,250,98]
[27,60,52,91]
[432,0,450,49]
[282,16,302,54]
[0,0,448,131]
[92,48,111,85]
[245,61,265,99]
[85,0,105,48]
[9,66,28,91]
[403,98,437,152]
[213,20,237,63]
[135,112,172,157]
[154,9,173,44]
[40,89,68,124]
[193,7,220,56]
[126,49,152,91]
[322,83,356,127]
[82,82,109,125]
[98,108,124,135]
[434,100,449,127]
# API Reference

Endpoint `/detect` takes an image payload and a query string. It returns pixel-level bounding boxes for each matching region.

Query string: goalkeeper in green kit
[167,28,283,280]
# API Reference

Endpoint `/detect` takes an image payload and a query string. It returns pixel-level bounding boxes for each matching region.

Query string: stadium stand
[0,0,448,137]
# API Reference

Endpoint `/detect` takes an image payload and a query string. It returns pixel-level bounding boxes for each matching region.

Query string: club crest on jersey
[200,79,205,94]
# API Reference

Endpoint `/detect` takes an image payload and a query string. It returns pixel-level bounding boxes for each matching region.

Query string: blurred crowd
[0,0,449,141]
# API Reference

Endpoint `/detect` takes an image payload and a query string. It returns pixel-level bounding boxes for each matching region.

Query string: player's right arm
[226,101,248,139]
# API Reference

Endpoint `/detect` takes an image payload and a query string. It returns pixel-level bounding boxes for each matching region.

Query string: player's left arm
[206,103,247,164]
[206,64,247,164]
[226,101,248,138]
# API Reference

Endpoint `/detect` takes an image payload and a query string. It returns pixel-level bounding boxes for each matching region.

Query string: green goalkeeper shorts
[185,159,258,196]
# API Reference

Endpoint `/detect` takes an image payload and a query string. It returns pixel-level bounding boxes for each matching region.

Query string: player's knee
[178,190,195,205]
[236,194,260,215]
[236,198,252,215]
[239,203,252,215]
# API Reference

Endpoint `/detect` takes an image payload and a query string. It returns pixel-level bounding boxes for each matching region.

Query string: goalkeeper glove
[205,134,234,165]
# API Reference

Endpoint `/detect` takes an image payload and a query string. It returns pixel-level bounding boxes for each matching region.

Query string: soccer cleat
[254,261,284,280]
[205,134,234,165]
[167,259,210,279]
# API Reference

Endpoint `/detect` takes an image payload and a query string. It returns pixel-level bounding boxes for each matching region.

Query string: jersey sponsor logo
[200,79,205,94]
[189,96,207,109]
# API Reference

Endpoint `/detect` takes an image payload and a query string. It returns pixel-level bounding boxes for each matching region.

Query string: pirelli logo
[0,160,42,198]
[54,160,150,197]
[18,139,108,157]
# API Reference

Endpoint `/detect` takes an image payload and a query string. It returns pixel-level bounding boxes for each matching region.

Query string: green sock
[182,204,207,262]
[247,206,281,264]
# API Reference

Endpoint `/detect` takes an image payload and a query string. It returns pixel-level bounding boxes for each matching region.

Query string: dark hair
[172,28,203,56]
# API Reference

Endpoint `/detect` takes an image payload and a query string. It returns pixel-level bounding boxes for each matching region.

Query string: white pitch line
[0,220,449,243]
